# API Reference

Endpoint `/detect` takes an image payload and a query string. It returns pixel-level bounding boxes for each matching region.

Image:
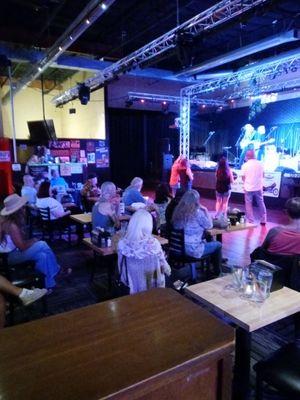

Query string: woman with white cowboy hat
[0,194,60,289]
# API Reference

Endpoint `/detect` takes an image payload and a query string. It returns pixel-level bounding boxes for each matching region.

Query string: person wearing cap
[0,275,47,329]
[81,174,101,201]
[0,194,61,289]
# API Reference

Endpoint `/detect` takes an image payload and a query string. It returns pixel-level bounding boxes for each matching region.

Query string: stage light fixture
[140,99,145,103]
[78,83,90,105]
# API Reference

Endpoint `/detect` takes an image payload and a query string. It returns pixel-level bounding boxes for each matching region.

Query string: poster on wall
[49,140,70,149]
[50,149,70,158]
[95,147,109,168]
[231,169,282,198]
[86,141,95,152]
[60,164,72,176]
[70,140,80,149]
[87,153,95,164]
[70,149,80,162]
[71,164,83,174]
[80,150,86,158]
[0,151,11,162]
[80,157,87,164]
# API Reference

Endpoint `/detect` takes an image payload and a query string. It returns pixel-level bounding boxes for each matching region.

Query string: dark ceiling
[0,0,299,81]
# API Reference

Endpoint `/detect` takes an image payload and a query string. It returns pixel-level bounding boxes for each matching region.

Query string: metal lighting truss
[224,77,300,100]
[53,0,269,106]
[179,50,300,158]
[127,91,226,106]
[11,0,116,96]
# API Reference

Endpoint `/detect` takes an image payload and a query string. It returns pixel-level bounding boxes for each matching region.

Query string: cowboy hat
[0,194,27,216]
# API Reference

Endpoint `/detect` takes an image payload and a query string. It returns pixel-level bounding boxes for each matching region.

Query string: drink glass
[224,265,244,291]
[250,280,267,303]
[240,276,255,299]
[258,270,273,298]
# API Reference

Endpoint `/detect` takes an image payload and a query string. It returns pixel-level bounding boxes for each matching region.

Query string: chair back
[168,228,185,258]
[38,207,51,221]
[251,246,300,290]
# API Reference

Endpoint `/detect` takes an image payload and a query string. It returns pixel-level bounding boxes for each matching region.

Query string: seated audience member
[117,209,171,294]
[21,174,37,205]
[81,174,101,202]
[0,275,47,329]
[260,197,300,255]
[154,183,172,233]
[50,169,68,191]
[122,177,145,209]
[0,194,61,289]
[36,181,83,241]
[165,188,185,234]
[92,182,120,232]
[36,181,70,220]
[172,190,222,276]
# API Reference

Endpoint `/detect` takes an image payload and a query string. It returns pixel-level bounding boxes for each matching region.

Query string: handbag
[112,255,130,297]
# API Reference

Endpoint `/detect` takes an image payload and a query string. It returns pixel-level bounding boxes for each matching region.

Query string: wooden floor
[200,196,288,266]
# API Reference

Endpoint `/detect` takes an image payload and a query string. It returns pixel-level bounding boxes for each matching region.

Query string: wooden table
[70,213,130,225]
[208,222,257,242]
[83,235,168,283]
[0,289,234,400]
[186,275,300,399]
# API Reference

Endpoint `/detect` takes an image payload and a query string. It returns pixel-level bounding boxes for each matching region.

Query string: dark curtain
[108,108,178,186]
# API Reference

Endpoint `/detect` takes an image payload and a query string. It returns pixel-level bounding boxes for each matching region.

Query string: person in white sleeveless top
[0,194,61,289]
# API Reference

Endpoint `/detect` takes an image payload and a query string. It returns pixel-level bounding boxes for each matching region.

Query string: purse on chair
[112,256,130,297]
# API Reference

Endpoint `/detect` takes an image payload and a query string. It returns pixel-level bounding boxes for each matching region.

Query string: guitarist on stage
[239,124,275,168]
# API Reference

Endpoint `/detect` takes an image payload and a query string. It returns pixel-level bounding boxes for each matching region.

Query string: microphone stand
[234,131,244,166]
[203,131,215,146]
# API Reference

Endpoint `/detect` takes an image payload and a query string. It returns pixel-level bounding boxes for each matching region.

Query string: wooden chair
[168,228,212,286]
[38,207,71,244]
[253,255,300,400]
[0,253,47,325]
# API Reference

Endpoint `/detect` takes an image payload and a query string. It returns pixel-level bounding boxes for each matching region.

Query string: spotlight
[101,3,107,10]
[140,99,145,103]
[85,19,90,24]
[78,83,90,105]
[161,101,169,114]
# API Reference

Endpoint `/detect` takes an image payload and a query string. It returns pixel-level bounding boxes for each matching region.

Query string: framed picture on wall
[87,153,95,164]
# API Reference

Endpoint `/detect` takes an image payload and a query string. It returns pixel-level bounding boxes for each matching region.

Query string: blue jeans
[8,241,60,288]
[191,240,222,279]
[244,190,267,223]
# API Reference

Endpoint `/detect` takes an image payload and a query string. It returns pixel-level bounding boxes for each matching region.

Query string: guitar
[240,138,275,150]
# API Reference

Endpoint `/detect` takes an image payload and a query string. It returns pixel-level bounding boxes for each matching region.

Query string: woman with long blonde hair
[117,209,170,293]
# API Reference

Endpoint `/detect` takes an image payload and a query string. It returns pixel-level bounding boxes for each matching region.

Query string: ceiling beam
[9,0,117,98]
[176,29,300,77]
[53,0,270,106]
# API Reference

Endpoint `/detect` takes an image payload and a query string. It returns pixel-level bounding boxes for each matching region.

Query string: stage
[192,169,300,207]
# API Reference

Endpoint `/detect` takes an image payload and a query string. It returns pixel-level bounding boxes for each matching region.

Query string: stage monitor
[27,119,57,144]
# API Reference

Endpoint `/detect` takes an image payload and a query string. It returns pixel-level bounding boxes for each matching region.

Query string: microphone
[209,131,215,135]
